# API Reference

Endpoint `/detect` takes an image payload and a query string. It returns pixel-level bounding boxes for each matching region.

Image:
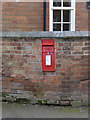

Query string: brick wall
[2,2,43,31]
[76,2,88,31]
[2,35,89,105]
[2,2,88,31]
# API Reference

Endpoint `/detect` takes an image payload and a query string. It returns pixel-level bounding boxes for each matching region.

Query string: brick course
[2,2,43,31]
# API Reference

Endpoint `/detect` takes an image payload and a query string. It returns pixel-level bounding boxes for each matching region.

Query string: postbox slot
[42,46,54,52]
[42,43,54,45]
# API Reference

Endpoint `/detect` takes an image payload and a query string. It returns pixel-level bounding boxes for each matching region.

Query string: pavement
[1,102,89,118]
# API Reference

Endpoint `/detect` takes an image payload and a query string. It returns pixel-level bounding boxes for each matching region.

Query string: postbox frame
[42,39,55,71]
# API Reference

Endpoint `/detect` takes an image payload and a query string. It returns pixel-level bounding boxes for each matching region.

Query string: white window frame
[49,0,76,31]
[16,0,19,2]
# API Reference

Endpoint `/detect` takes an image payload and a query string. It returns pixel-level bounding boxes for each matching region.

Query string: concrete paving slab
[2,102,89,118]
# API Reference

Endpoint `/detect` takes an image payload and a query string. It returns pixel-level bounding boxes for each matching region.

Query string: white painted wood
[53,22,71,23]
[16,0,19,2]
[61,9,63,31]
[49,0,75,31]
[51,7,74,10]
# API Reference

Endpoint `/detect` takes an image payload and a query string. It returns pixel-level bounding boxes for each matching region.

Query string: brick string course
[2,37,89,105]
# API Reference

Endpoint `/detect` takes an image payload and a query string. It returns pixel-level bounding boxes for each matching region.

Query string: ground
[1,102,89,118]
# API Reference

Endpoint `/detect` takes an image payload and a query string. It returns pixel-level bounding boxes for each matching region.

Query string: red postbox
[42,39,55,71]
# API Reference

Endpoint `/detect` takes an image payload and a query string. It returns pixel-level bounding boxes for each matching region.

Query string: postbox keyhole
[47,52,49,54]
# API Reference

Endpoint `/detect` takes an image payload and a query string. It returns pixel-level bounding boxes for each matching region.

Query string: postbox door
[42,52,55,71]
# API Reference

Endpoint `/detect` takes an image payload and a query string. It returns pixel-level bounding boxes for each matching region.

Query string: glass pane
[63,24,70,31]
[63,0,71,7]
[63,10,70,22]
[53,10,61,22]
[53,24,61,31]
[53,2,61,7]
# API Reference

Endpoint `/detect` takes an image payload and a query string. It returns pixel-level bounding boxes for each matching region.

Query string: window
[49,0,75,31]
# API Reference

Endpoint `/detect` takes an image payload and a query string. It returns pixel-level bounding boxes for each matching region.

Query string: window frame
[16,0,19,2]
[49,0,76,31]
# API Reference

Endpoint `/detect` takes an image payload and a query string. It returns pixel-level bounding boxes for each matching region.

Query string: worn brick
[72,43,83,46]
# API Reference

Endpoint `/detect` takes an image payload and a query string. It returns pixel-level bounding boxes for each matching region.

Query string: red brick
[2,38,89,102]
[72,42,83,46]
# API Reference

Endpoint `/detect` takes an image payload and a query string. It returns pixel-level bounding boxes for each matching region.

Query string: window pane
[63,0,71,7]
[63,24,70,31]
[53,10,61,22]
[63,10,70,22]
[53,24,61,31]
[53,2,61,7]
